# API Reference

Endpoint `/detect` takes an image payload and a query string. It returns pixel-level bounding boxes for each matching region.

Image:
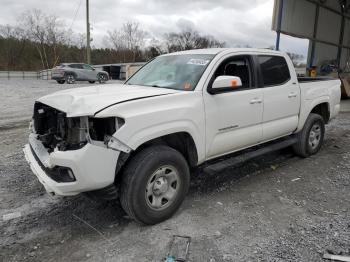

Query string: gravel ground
[0,79,123,129]
[0,80,349,261]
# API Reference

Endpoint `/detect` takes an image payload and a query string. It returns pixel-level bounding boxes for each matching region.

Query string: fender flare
[118,121,205,164]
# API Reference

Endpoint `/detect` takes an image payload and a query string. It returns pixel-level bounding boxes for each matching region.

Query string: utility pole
[275,0,284,51]
[86,0,91,64]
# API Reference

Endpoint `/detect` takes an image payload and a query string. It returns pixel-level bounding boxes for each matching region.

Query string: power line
[69,0,83,31]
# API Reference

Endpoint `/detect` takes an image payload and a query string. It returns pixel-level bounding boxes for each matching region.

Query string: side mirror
[212,75,242,90]
[92,68,96,71]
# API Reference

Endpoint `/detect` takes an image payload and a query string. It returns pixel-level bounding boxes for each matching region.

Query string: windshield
[126,54,215,91]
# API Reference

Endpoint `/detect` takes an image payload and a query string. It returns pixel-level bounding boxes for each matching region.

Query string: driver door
[204,55,263,159]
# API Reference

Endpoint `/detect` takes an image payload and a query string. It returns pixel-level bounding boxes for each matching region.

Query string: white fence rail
[38,70,52,80]
[0,70,52,80]
[0,71,40,79]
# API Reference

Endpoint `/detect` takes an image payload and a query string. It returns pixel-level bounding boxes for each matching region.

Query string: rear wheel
[293,113,325,157]
[120,145,190,225]
[56,80,65,84]
[98,73,108,83]
[65,73,76,84]
[89,81,95,84]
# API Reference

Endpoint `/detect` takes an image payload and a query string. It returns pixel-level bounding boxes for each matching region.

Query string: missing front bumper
[23,140,121,196]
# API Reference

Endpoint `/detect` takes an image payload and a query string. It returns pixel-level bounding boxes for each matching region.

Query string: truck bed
[296,78,341,133]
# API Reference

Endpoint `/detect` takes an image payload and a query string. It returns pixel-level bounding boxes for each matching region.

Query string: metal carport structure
[272,0,350,74]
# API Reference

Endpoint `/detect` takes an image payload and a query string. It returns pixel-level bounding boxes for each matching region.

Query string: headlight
[87,117,131,153]
[88,117,124,142]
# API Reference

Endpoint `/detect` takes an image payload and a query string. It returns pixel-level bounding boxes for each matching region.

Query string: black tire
[98,73,108,83]
[56,80,65,84]
[293,113,325,157]
[120,145,190,225]
[65,73,76,84]
[89,81,95,84]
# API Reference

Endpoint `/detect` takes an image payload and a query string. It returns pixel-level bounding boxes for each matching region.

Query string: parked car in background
[51,63,109,84]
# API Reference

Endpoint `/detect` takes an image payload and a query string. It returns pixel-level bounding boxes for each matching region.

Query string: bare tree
[107,29,126,52]
[105,29,127,62]
[122,21,145,51]
[71,33,86,49]
[143,38,164,60]
[107,21,146,62]
[20,9,70,69]
[287,52,305,67]
[0,24,28,69]
[165,29,225,53]
[122,21,146,62]
[21,9,48,69]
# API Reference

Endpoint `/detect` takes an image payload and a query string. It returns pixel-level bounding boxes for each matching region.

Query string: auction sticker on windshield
[187,59,210,66]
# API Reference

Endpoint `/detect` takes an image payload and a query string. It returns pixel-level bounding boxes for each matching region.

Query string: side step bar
[203,136,297,173]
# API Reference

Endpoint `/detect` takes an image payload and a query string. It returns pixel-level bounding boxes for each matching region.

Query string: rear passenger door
[257,55,300,141]
[70,64,84,80]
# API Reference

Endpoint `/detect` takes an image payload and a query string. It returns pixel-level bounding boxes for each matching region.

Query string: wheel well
[114,132,198,185]
[98,72,108,77]
[139,132,198,167]
[310,103,330,123]
[64,71,76,77]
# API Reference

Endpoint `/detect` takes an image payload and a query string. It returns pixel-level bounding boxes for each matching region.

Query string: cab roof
[162,48,285,56]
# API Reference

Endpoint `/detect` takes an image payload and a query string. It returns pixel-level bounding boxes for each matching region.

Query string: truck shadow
[39,148,297,229]
[189,148,297,194]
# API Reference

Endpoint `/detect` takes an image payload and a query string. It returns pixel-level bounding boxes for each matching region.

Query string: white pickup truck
[24,48,341,225]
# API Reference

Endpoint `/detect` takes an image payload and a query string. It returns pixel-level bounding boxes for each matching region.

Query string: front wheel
[89,81,95,84]
[56,80,65,84]
[120,145,190,225]
[293,113,325,157]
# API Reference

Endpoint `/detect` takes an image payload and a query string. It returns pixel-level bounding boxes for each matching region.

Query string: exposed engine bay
[33,102,117,152]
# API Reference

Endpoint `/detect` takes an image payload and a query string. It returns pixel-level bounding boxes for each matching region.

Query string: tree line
[0,9,305,71]
[0,9,225,71]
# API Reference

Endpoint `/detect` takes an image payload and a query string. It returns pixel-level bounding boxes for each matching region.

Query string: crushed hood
[37,84,178,117]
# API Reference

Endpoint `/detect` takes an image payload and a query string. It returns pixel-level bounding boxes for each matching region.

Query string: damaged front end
[32,102,129,153]
[33,103,87,151]
[24,102,131,196]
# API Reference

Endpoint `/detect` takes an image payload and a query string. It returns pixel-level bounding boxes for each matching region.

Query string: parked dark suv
[52,63,109,84]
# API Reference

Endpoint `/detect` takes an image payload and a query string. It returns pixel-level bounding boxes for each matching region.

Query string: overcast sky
[0,0,309,58]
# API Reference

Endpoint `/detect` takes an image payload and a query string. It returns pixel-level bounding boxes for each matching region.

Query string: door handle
[288,92,297,98]
[250,98,263,104]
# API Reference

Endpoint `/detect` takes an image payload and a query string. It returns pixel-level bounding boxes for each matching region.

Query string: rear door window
[258,56,291,86]
[83,64,93,70]
[69,64,83,69]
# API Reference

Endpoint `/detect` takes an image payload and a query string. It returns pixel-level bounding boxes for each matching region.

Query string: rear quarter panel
[296,79,341,132]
